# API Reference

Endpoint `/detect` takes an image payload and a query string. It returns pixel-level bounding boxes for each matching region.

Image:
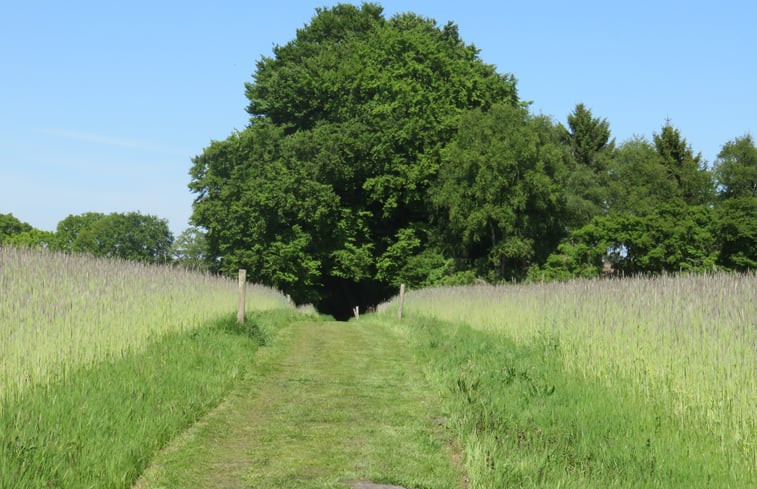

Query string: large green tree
[606,137,678,215]
[190,3,519,312]
[4,229,58,249]
[711,135,757,269]
[558,103,615,227]
[190,122,341,304]
[537,124,722,280]
[431,104,568,280]
[714,134,757,199]
[652,123,715,206]
[605,124,715,217]
[56,212,107,253]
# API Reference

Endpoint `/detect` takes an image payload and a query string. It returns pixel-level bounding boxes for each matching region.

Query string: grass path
[134,320,462,489]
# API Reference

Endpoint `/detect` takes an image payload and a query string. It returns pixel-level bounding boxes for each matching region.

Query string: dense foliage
[5,4,752,314]
[0,211,188,266]
[534,131,754,279]
[185,3,755,314]
[432,104,567,280]
[56,211,173,263]
[189,3,520,311]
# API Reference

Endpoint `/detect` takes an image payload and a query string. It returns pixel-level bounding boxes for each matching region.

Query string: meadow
[0,246,300,488]
[0,246,289,401]
[3,245,755,487]
[380,272,756,487]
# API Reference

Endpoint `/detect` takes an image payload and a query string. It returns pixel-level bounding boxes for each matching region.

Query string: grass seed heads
[0,246,290,402]
[380,272,756,463]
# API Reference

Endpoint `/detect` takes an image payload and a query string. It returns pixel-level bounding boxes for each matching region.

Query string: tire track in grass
[135,320,462,489]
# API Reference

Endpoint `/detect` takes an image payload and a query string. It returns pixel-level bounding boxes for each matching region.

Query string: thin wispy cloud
[37,128,189,157]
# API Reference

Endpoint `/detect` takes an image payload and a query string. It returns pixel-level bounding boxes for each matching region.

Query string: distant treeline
[0,212,207,270]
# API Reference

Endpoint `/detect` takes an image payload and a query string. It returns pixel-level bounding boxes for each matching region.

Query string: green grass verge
[0,309,304,489]
[388,316,754,489]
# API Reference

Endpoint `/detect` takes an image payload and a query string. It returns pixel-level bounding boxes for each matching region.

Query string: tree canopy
[56,212,174,263]
[432,104,567,280]
[190,3,520,314]
[558,103,615,227]
[714,134,757,200]
[186,3,755,316]
[0,213,33,242]
[711,134,757,270]
[1,211,174,265]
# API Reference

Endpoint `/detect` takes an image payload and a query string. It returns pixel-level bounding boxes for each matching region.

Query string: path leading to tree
[134,320,462,489]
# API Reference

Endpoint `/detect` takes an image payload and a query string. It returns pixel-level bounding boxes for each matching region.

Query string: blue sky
[2,0,754,235]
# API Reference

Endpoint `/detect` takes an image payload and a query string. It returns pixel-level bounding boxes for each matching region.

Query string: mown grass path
[135,320,462,489]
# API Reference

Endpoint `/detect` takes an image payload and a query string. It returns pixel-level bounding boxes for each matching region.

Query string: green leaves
[713,197,756,270]
[190,125,343,303]
[189,3,755,307]
[0,213,33,242]
[714,134,757,200]
[55,211,173,263]
[246,3,518,224]
[539,205,720,278]
[432,104,567,280]
[538,130,756,279]
[559,103,615,228]
[653,124,715,206]
[331,242,374,282]
[190,4,521,310]
[171,227,208,271]
[607,137,678,215]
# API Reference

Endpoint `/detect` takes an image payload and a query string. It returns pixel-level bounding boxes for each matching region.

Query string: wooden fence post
[237,269,246,324]
[397,283,405,320]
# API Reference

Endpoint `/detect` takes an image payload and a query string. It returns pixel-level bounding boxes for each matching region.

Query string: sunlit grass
[0,312,304,488]
[0,244,301,487]
[0,246,290,402]
[379,272,756,483]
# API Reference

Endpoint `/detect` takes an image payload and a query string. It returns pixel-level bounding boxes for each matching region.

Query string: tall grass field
[0,246,298,487]
[381,272,756,488]
[0,246,288,400]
